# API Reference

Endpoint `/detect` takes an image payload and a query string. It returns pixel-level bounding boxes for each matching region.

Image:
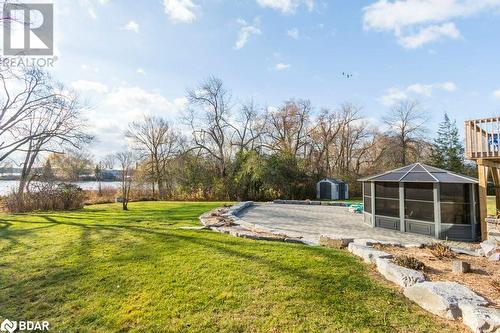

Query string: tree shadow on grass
[0,213,456,332]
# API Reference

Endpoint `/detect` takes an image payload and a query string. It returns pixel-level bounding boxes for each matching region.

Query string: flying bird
[342,72,353,78]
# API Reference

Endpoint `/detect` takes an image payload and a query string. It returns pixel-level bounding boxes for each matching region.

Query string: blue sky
[48,0,500,157]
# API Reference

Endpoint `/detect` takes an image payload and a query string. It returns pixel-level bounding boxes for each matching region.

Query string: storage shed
[316,178,349,200]
[359,163,480,241]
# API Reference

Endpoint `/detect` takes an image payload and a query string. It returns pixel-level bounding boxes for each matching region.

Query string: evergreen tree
[429,113,465,173]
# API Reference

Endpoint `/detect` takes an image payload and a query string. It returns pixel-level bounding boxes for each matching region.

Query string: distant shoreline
[0,180,122,195]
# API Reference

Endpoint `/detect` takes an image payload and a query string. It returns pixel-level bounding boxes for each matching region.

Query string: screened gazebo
[359,163,480,241]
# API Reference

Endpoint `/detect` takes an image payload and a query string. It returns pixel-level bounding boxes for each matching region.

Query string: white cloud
[493,89,500,99]
[84,86,187,156]
[437,82,458,92]
[80,0,109,20]
[234,19,261,50]
[163,0,197,23]
[122,20,140,33]
[379,87,409,106]
[398,22,460,48]
[379,81,458,106]
[71,80,109,93]
[363,0,500,48]
[136,68,146,75]
[256,0,314,14]
[287,27,299,39]
[274,63,291,71]
[81,64,100,73]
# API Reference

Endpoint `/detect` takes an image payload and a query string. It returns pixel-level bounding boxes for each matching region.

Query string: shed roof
[358,163,478,184]
[318,178,345,184]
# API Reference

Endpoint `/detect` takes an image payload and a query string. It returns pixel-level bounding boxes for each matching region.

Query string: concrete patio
[240,203,476,247]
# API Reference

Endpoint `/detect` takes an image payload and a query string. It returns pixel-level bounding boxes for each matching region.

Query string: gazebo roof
[358,163,478,184]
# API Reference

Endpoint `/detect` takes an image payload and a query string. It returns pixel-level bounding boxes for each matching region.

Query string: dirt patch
[377,245,500,307]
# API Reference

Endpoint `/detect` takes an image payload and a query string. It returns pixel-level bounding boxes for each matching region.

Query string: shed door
[319,182,331,199]
[338,183,345,200]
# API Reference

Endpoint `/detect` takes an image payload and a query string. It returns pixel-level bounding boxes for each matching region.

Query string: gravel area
[240,203,475,247]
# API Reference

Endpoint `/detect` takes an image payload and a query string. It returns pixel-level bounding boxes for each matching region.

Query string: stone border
[321,235,499,333]
[485,218,500,243]
[199,202,310,245]
[273,199,350,207]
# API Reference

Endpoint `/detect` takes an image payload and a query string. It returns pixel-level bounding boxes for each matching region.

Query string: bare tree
[265,99,311,158]
[384,100,428,166]
[186,76,232,178]
[126,116,182,198]
[115,151,135,210]
[0,68,76,162]
[102,154,116,170]
[15,89,92,194]
[309,107,343,176]
[229,100,265,153]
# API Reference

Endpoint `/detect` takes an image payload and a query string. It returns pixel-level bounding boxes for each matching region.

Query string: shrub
[427,243,456,259]
[84,186,118,205]
[392,255,425,271]
[4,183,85,213]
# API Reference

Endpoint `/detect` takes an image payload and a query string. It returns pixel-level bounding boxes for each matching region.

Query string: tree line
[0,70,472,205]
[119,76,472,202]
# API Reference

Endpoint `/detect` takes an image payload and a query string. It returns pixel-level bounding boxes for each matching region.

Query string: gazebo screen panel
[363,182,372,213]
[404,183,434,222]
[375,182,399,218]
[440,183,472,225]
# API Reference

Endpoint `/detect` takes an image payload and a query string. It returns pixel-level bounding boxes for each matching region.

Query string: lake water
[0,180,122,195]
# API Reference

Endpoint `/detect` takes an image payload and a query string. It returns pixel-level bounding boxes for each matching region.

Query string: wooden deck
[465,117,500,240]
[465,117,500,159]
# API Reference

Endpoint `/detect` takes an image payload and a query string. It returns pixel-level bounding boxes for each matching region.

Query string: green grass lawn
[0,202,459,332]
[488,195,496,216]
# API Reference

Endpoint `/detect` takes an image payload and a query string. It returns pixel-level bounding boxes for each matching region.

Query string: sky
[27,0,500,158]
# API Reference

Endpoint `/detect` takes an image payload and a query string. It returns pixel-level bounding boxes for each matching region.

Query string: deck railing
[465,117,500,160]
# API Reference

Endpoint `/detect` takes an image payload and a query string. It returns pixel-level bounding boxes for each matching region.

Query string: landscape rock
[375,258,425,288]
[402,243,425,249]
[353,238,402,247]
[319,235,353,249]
[488,252,500,262]
[451,247,482,257]
[452,260,471,274]
[347,243,392,264]
[222,201,254,217]
[461,304,500,333]
[403,281,489,320]
[480,240,498,257]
